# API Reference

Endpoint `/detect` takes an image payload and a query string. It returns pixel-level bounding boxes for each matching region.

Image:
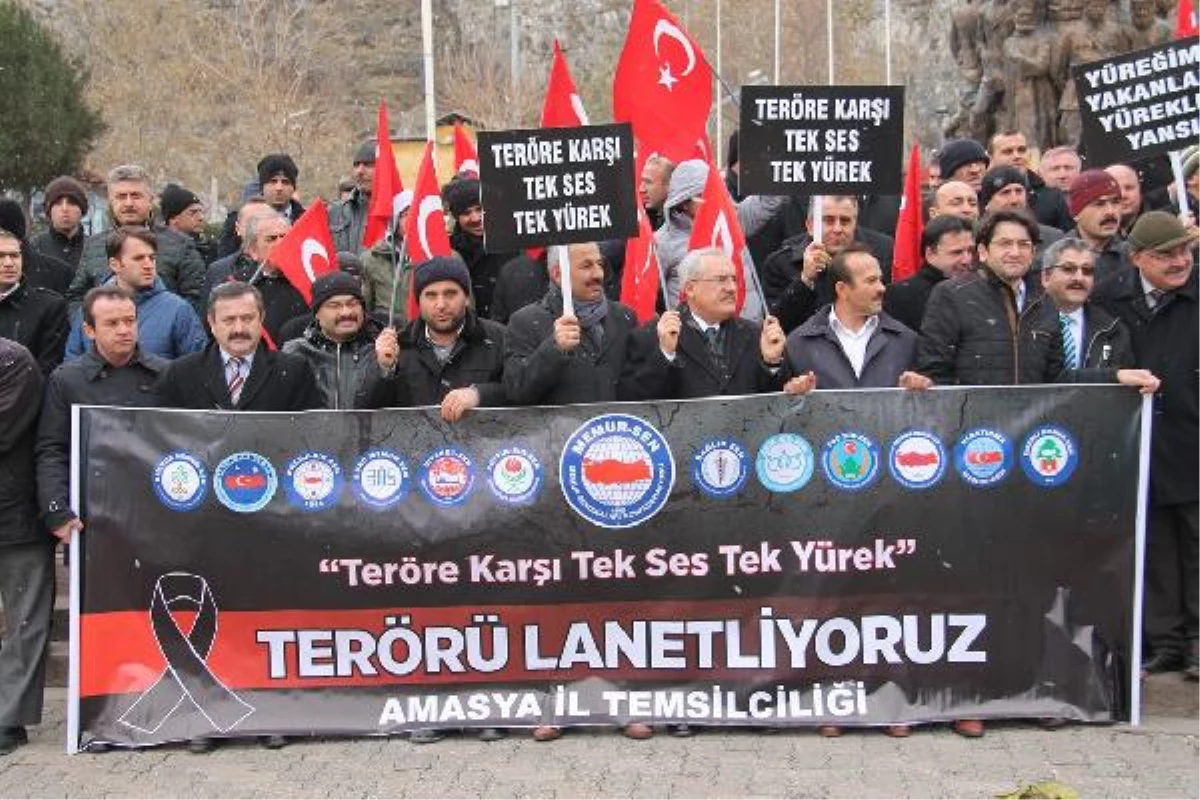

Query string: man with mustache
[1093,212,1199,681]
[282,272,387,410]
[66,165,206,317]
[1065,170,1131,284]
[63,228,207,361]
[622,247,788,400]
[1038,237,1133,372]
[370,255,505,424]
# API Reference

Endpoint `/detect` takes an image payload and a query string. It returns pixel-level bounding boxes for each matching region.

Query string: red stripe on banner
[79,595,886,699]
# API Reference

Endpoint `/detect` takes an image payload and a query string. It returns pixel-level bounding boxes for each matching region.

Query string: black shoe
[409,729,445,744]
[260,735,288,750]
[1186,646,1199,681]
[0,727,26,756]
[88,742,112,753]
[668,724,695,738]
[477,727,506,742]
[187,737,218,754]
[1141,652,1183,676]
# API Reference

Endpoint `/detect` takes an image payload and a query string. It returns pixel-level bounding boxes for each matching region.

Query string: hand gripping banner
[116,573,254,735]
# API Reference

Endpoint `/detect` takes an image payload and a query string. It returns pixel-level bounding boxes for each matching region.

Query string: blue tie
[1059,314,1078,370]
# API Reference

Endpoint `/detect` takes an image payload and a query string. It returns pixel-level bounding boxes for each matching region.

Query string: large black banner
[69,387,1145,751]
[1073,37,1200,166]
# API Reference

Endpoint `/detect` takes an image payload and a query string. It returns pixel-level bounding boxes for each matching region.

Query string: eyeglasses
[1050,263,1095,276]
[692,275,738,286]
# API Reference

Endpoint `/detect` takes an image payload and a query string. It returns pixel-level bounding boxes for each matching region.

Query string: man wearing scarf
[504,241,638,406]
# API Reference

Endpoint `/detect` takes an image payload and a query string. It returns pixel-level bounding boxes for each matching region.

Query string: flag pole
[773,0,781,83]
[386,241,404,329]
[557,244,575,317]
[884,0,893,85]
[813,0,835,246]
[421,0,436,140]
[1169,150,1192,220]
[715,0,723,168]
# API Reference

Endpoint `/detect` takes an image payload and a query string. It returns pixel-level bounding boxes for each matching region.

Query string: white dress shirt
[828,309,879,379]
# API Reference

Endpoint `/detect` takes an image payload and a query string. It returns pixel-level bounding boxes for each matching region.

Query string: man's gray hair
[106,164,150,186]
[546,242,599,275]
[1040,237,1093,271]
[243,210,287,250]
[678,246,728,285]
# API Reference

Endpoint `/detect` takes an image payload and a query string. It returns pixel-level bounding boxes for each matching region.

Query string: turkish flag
[453,122,480,178]
[541,40,590,128]
[620,204,662,323]
[687,160,748,314]
[268,200,337,306]
[613,0,712,163]
[891,142,924,283]
[362,100,405,249]
[402,141,454,320]
[1178,0,1198,37]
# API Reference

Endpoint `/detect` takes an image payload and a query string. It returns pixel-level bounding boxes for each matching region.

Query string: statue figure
[1129,0,1174,49]
[1155,0,1177,22]
[1048,0,1084,22]
[1004,0,1059,149]
[1052,0,1131,145]
[945,0,984,138]
[969,0,1017,142]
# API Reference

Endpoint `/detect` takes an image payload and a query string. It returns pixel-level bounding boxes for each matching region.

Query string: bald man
[928,181,980,222]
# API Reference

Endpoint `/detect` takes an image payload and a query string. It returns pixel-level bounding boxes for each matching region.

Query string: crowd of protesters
[0,128,1196,755]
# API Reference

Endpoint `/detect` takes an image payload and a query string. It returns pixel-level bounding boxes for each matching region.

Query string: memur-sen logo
[559,413,675,529]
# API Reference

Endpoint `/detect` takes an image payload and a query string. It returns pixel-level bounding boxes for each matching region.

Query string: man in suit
[157,281,321,412]
[621,247,787,400]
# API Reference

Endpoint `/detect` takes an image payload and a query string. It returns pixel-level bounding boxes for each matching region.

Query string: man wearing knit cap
[1065,169,1130,283]
[30,176,88,267]
[256,153,304,222]
[1093,211,1199,680]
[977,166,1062,266]
[936,138,990,193]
[282,271,386,409]
[442,176,516,321]
[160,184,216,265]
[371,254,506,430]
[66,164,207,318]
[330,139,375,254]
[0,200,73,297]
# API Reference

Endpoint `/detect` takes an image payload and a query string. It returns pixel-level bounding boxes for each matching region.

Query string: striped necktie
[226,357,246,404]
[1059,314,1078,370]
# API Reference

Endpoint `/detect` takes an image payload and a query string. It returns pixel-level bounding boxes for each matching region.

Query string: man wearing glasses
[1039,237,1133,370]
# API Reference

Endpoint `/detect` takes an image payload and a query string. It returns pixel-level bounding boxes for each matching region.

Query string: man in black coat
[0,200,74,297]
[490,250,548,325]
[371,255,506,421]
[443,176,517,320]
[762,195,895,333]
[1037,237,1134,371]
[987,131,1073,231]
[1092,211,1199,680]
[621,247,787,400]
[504,241,638,407]
[0,338,50,755]
[156,282,321,412]
[0,229,68,376]
[884,215,976,333]
[30,176,88,268]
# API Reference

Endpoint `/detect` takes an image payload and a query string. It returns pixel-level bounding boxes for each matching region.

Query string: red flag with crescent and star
[1178,0,1198,37]
[541,40,590,128]
[267,199,336,306]
[402,141,454,319]
[362,100,405,249]
[613,0,713,163]
[620,204,662,323]
[687,160,748,314]
[453,122,480,178]
[891,141,924,282]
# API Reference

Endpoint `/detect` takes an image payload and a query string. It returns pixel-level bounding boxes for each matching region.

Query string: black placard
[1073,37,1200,166]
[478,123,638,250]
[738,85,905,195]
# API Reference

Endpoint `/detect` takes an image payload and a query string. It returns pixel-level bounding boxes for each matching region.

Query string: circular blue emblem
[1020,425,1079,487]
[821,432,881,491]
[212,452,277,513]
[887,430,948,490]
[691,438,749,498]
[559,413,675,529]
[486,446,544,506]
[418,447,476,507]
[284,452,344,511]
[755,433,815,493]
[352,449,411,510]
[152,451,208,511]
[954,428,1013,487]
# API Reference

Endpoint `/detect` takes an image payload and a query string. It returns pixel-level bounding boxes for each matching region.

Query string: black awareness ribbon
[118,573,255,735]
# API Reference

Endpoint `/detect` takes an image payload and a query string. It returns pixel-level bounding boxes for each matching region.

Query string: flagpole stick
[715,0,723,168]
[421,0,436,141]
[1169,149,1192,220]
[773,0,781,83]
[745,253,770,320]
[826,0,835,85]
[812,195,824,245]
[557,244,575,318]
[386,242,403,329]
[657,252,672,312]
[884,0,892,85]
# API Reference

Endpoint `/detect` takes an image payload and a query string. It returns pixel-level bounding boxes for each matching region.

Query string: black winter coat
[883,264,948,333]
[156,344,322,411]
[281,319,385,410]
[205,254,309,346]
[785,306,918,389]
[370,312,507,409]
[450,227,518,321]
[504,290,638,406]
[30,227,84,268]
[1093,269,1198,505]
[19,242,74,296]
[0,282,69,376]
[36,348,168,529]
[1027,172,1073,232]
[490,253,548,324]
[620,309,785,400]
[1079,303,1135,369]
[0,339,45,546]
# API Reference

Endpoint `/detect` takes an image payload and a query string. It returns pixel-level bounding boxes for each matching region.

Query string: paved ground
[0,676,1195,799]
